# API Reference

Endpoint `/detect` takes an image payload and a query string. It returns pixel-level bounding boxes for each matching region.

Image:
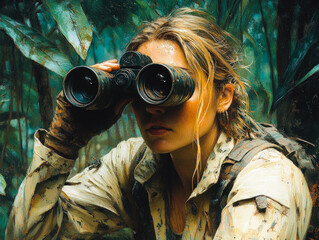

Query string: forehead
[137,40,189,69]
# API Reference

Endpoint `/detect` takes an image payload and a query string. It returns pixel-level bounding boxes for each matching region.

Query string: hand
[90,59,131,114]
[44,60,132,158]
[91,59,120,72]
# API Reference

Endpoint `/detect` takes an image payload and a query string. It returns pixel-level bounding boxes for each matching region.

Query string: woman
[6,8,312,240]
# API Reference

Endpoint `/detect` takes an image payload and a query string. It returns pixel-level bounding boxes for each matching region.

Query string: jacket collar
[133,145,159,184]
[190,132,234,199]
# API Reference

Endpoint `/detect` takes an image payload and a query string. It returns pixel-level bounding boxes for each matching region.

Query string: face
[132,40,222,154]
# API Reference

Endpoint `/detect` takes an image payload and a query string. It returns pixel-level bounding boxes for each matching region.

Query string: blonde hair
[127,8,251,183]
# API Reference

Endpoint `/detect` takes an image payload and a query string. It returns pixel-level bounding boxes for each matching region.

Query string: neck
[169,123,220,197]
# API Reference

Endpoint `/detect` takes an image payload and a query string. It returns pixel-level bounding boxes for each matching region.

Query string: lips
[146,123,172,135]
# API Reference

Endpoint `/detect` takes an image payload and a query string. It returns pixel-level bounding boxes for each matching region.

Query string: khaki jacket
[6,129,312,239]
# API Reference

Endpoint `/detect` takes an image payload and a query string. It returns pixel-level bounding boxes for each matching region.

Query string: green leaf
[272,63,319,107]
[83,0,137,33]
[243,30,257,49]
[295,64,319,87]
[157,0,179,15]
[271,33,319,112]
[43,0,92,60]
[242,0,249,9]
[0,174,6,196]
[224,0,242,29]
[135,0,159,20]
[0,14,73,77]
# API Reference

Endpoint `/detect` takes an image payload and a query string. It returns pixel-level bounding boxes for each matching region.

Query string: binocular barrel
[137,63,195,107]
[63,66,137,109]
[63,51,195,110]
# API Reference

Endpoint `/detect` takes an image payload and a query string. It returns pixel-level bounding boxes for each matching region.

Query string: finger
[91,63,120,72]
[102,62,120,71]
[91,59,118,67]
[92,62,119,67]
[104,59,118,63]
[91,65,113,72]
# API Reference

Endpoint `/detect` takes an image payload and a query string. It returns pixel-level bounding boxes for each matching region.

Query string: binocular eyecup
[63,51,195,110]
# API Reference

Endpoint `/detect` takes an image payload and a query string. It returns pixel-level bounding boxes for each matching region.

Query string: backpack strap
[209,123,318,237]
[255,123,315,170]
[209,137,281,235]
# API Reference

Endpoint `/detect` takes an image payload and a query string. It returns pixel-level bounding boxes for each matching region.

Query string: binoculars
[63,51,195,110]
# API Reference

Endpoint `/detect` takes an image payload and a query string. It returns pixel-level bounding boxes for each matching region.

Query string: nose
[145,104,165,115]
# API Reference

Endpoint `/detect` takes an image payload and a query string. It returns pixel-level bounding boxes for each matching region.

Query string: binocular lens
[64,67,99,106]
[71,75,98,104]
[144,72,172,100]
[137,63,194,106]
[138,64,173,104]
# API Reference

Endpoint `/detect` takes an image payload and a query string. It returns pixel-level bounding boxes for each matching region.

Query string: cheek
[177,101,197,124]
[171,92,200,129]
[187,88,218,131]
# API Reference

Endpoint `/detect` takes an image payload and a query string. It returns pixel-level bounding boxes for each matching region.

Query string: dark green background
[0,0,318,239]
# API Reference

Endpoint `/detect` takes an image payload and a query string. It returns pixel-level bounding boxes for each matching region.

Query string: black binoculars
[63,51,195,110]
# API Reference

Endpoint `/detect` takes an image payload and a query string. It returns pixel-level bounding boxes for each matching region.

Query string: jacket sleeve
[6,129,144,240]
[213,148,312,240]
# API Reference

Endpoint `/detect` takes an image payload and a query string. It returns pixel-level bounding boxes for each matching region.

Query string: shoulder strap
[253,123,315,170]
[209,137,281,234]
[221,138,281,201]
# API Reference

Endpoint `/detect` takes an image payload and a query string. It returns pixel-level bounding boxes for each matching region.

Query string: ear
[217,84,234,113]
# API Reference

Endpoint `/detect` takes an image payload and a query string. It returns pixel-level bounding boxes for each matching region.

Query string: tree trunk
[30,12,53,129]
[276,0,296,81]
[258,0,276,104]
[276,0,296,129]
[32,62,53,129]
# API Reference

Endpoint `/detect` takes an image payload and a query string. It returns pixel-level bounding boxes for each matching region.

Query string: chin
[143,138,177,154]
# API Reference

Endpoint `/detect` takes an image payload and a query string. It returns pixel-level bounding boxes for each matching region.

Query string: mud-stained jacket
[6,129,312,239]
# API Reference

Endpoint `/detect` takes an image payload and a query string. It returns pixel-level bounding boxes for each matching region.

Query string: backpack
[209,122,318,239]
[131,122,319,239]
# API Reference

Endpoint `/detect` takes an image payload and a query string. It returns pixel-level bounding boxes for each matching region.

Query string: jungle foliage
[0,0,318,239]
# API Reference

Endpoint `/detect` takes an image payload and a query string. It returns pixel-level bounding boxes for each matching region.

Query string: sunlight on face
[132,40,220,154]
